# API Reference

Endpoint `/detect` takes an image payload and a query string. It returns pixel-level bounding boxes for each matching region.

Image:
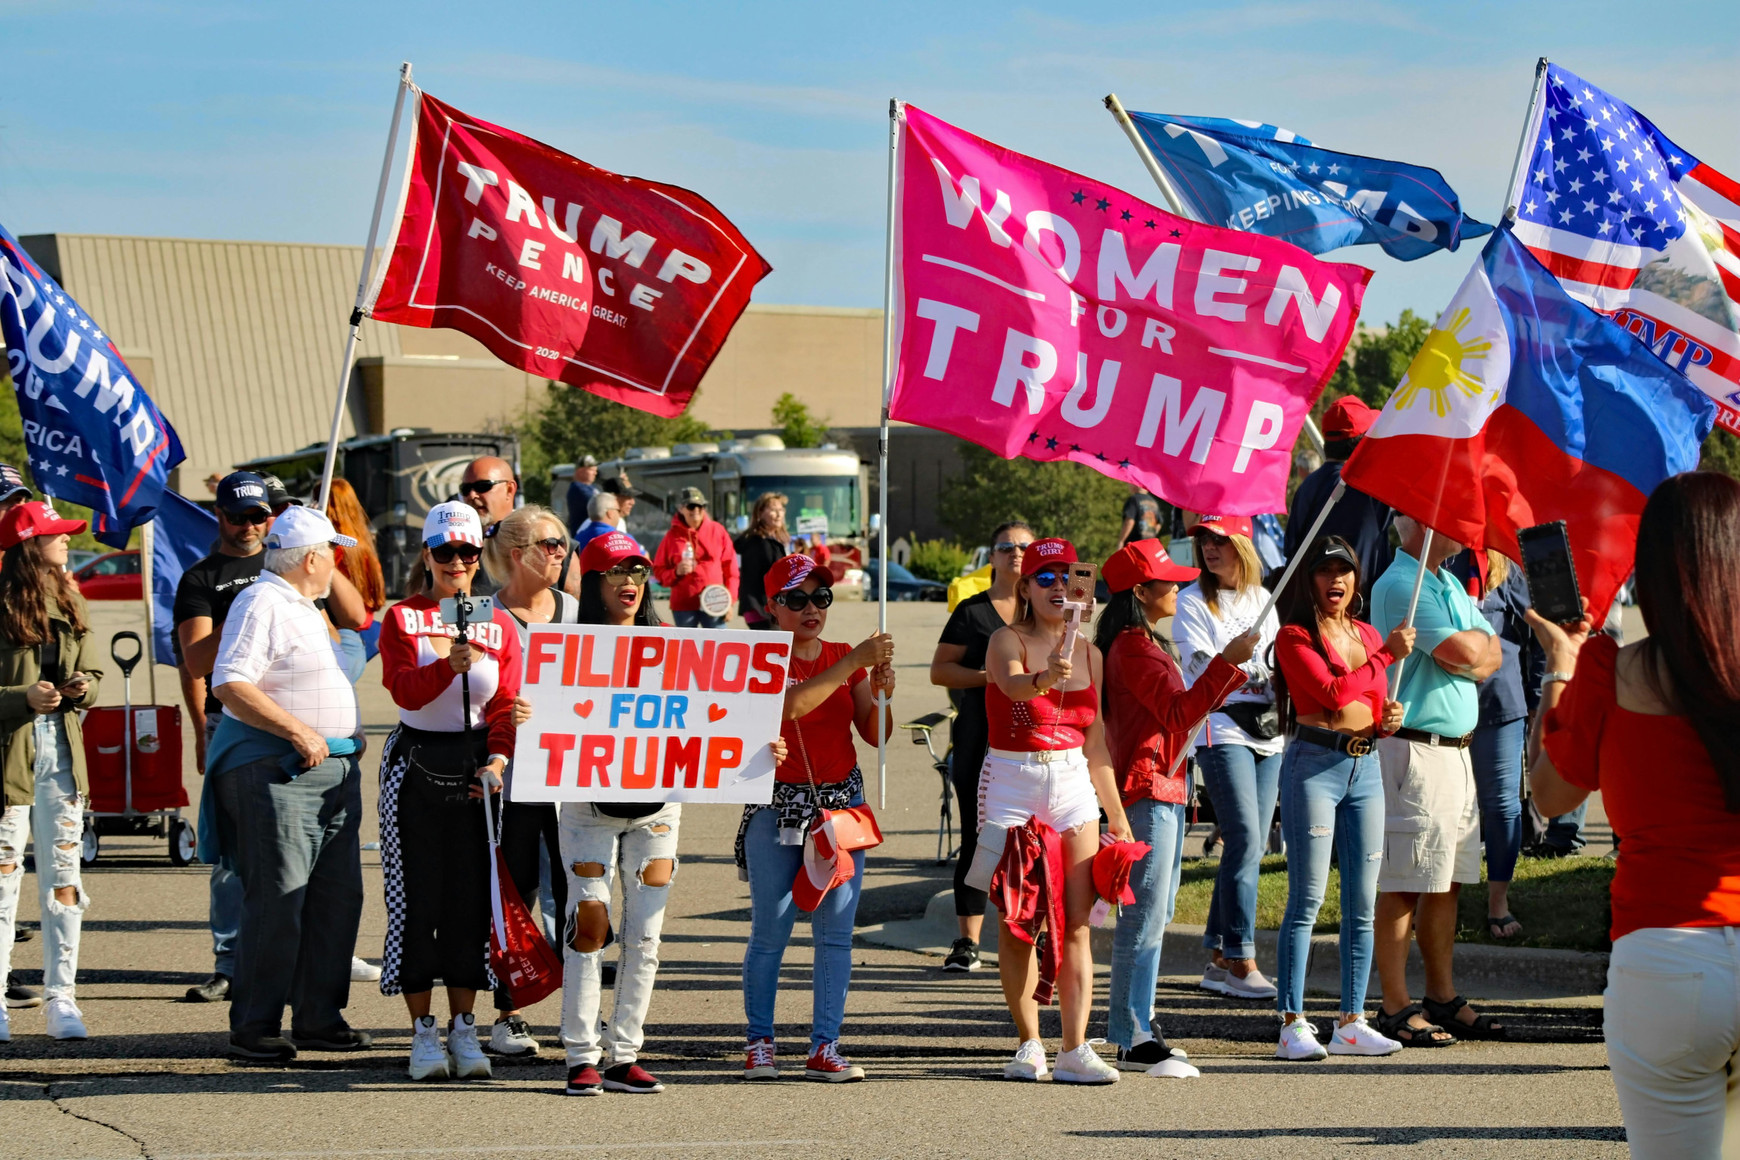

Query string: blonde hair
[1485,549,1511,591]
[482,505,567,586]
[749,492,789,539]
[1194,531,1263,617]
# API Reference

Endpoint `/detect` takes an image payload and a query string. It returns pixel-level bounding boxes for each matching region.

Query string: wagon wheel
[79,820,100,867]
[168,818,196,867]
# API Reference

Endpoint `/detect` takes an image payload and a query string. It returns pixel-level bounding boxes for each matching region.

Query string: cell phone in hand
[438,593,495,631]
[1063,563,1098,608]
[58,672,89,694]
[1516,521,1583,625]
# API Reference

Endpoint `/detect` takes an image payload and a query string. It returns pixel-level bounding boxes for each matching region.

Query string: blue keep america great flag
[0,224,184,547]
[1126,112,1491,261]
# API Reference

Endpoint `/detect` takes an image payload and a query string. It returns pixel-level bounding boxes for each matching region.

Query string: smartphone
[1516,521,1583,625]
[58,672,90,695]
[438,593,495,631]
[1064,563,1098,608]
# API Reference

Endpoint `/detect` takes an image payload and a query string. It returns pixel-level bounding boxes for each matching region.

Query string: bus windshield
[746,475,860,539]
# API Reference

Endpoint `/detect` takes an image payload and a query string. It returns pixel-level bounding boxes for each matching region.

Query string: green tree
[514,383,714,505]
[1701,426,1740,480]
[1322,309,1433,413]
[906,537,970,583]
[771,392,829,448]
[937,444,1129,562]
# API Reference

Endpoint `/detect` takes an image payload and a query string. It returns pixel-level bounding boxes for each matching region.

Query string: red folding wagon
[80,631,192,865]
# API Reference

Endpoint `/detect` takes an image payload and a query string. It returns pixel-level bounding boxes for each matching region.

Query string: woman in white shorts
[981,537,1131,1085]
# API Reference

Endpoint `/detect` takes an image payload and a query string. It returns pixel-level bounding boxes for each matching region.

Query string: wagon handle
[110,631,143,677]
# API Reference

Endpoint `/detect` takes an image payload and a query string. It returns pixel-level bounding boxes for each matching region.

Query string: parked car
[73,550,141,601]
[864,559,947,602]
[67,549,102,573]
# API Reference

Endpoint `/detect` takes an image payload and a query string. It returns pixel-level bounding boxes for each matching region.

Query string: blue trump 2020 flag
[1127,112,1491,261]
[0,224,184,547]
[150,490,218,667]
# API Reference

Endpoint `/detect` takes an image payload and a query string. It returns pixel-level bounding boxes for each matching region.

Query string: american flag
[1509,64,1740,435]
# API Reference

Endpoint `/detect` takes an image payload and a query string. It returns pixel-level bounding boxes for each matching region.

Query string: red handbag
[483,791,563,1009]
[794,721,883,851]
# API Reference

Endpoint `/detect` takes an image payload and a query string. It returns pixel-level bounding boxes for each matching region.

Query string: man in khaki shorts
[1370,516,1503,1046]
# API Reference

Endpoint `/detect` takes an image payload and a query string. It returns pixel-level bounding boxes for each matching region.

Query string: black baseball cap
[1307,538,1360,573]
[215,471,270,515]
[261,473,299,510]
[0,463,30,503]
[601,476,637,498]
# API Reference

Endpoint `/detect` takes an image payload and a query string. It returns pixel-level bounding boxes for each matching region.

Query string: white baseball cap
[423,500,484,548]
[264,506,356,551]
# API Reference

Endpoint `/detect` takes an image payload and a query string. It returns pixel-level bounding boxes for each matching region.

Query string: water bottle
[682,539,695,568]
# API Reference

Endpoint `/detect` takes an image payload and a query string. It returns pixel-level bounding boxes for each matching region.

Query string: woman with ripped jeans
[0,502,103,1043]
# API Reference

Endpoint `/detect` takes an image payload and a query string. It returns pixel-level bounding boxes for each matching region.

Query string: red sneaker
[744,1038,779,1081]
[603,1062,665,1093]
[804,1041,865,1083]
[564,1064,603,1097]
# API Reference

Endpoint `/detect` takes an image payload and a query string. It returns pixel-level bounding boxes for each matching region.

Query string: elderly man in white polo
[208,506,369,1063]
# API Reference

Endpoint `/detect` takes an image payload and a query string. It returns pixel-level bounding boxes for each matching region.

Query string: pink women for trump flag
[886,104,1372,516]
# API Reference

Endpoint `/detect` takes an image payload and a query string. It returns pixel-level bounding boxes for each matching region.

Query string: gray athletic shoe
[1199,962,1232,995]
[1218,967,1278,1000]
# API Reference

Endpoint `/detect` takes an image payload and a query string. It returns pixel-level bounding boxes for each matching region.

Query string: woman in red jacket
[1097,539,1255,1075]
[1271,537,1414,1060]
[377,502,523,1083]
[649,487,738,628]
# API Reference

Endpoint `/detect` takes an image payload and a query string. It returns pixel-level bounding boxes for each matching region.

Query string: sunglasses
[776,587,834,611]
[458,479,511,497]
[684,502,707,512]
[1197,530,1232,547]
[994,541,1035,554]
[1029,571,1064,589]
[430,543,482,565]
[602,564,651,584]
[531,537,566,555]
[224,509,270,526]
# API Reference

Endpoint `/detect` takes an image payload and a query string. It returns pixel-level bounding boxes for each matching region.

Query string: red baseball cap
[1092,837,1153,906]
[763,552,830,599]
[1020,537,1077,578]
[0,501,87,549]
[1186,514,1254,540]
[1321,395,1378,439]
[579,531,650,574]
[1101,539,1198,592]
[793,813,856,913]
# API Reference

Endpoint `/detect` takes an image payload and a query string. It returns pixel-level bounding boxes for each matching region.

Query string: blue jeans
[1470,717,1524,883]
[673,609,725,629]
[742,796,864,1050]
[1544,802,1588,853]
[1107,798,1186,1048]
[1274,739,1383,1015]
[1198,744,1281,960]
[201,713,243,975]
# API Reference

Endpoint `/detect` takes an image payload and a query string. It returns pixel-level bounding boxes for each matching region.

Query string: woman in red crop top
[1270,537,1417,1060]
[978,538,1131,1086]
[738,554,893,1084]
[376,502,522,1083]
[1527,473,1740,1159]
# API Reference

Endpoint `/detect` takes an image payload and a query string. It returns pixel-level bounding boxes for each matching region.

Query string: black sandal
[1486,914,1522,939]
[1374,1003,1456,1047]
[1423,994,1506,1039]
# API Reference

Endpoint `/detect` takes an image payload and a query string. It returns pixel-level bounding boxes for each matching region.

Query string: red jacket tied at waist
[651,515,739,612]
[1105,629,1247,807]
[991,817,1065,1005]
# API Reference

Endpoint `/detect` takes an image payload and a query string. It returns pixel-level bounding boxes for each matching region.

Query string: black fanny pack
[1220,699,1281,741]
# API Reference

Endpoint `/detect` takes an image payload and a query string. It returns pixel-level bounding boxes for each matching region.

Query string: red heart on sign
[573,701,594,718]
[708,703,727,722]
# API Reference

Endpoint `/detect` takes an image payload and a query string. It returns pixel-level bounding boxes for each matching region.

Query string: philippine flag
[1341,226,1714,623]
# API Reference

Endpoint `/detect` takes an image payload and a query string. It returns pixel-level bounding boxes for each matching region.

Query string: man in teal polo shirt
[1370,515,1503,1046]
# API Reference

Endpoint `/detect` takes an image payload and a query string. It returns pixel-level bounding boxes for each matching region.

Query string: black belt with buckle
[1394,726,1474,749]
[1288,724,1376,758]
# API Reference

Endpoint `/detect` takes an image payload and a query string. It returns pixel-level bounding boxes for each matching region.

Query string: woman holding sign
[738,553,893,1084]
[980,537,1131,1086]
[377,502,523,1083]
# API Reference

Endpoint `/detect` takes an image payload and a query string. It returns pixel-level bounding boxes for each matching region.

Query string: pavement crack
[43,1080,153,1159]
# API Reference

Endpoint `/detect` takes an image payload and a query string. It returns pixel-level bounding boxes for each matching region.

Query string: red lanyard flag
[368,91,771,418]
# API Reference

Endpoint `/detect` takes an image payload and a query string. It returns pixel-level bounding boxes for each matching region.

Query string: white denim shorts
[1376,737,1481,894]
[979,747,1101,836]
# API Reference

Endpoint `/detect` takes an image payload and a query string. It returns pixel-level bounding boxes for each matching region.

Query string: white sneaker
[488,1015,539,1057]
[447,1013,492,1079]
[1052,1041,1119,1085]
[1145,1056,1201,1079]
[349,956,382,982]
[1003,1038,1048,1081]
[1275,1018,1328,1061]
[1327,1018,1404,1056]
[1199,962,1231,995]
[0,1005,10,1043]
[1219,967,1279,1000]
[44,998,86,1040]
[408,1015,449,1081]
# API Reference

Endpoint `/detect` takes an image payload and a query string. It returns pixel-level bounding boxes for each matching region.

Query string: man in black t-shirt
[1117,483,1164,550]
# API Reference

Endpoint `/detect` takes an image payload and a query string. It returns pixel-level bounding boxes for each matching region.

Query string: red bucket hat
[1092,837,1153,906]
[763,552,830,599]
[1186,514,1254,540]
[1101,540,1198,592]
[1019,537,1076,578]
[0,501,87,549]
[580,531,650,574]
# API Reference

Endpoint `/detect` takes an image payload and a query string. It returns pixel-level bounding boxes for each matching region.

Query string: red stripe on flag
[1524,245,1640,290]
[1722,264,1740,306]
[1690,163,1740,213]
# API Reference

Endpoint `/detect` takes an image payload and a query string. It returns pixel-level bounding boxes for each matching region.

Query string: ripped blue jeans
[0,716,88,1000]
[1274,737,1383,1017]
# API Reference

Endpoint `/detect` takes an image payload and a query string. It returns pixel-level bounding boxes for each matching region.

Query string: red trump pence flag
[887,104,1371,515]
[370,92,771,417]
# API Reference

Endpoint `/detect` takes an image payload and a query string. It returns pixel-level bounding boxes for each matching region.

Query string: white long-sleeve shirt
[1171,581,1283,756]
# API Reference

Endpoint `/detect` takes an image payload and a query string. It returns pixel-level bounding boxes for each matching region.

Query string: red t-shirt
[777,639,866,785]
[1274,621,1396,725]
[1544,634,1740,941]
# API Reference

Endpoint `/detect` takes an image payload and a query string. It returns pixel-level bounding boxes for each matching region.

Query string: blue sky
[2,1,1735,329]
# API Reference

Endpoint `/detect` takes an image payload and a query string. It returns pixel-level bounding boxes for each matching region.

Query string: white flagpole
[874,99,901,810]
[317,61,414,511]
[1387,528,1436,700]
[139,519,157,703]
[1501,58,1551,224]
[1104,92,1325,457]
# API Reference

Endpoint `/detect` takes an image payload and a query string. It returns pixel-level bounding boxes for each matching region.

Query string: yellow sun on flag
[1392,307,1492,418]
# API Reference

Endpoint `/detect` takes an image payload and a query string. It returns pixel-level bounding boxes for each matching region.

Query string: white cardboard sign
[510,624,790,805]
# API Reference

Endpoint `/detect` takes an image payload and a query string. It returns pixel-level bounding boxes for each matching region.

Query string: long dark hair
[577,570,661,627]
[1093,587,1164,710]
[1270,535,1363,731]
[1634,472,1740,810]
[0,536,87,647]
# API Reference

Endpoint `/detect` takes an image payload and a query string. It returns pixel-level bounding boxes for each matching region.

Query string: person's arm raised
[784,633,892,721]
[1524,601,1594,817]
